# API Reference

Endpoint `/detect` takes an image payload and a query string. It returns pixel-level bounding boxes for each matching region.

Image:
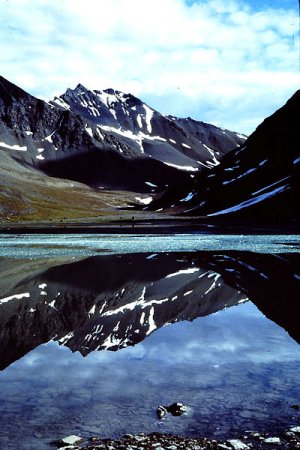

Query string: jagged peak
[74,82,89,92]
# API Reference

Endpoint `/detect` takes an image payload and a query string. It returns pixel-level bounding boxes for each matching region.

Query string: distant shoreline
[0,219,299,235]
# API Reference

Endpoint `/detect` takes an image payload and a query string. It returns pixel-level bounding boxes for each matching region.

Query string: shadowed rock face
[0,76,244,195]
[0,250,299,370]
[148,90,300,222]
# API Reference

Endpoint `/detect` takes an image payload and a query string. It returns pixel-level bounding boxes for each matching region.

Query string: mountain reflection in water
[0,251,299,369]
[0,247,300,449]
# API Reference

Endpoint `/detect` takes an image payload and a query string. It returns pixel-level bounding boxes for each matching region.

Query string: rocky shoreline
[52,428,300,450]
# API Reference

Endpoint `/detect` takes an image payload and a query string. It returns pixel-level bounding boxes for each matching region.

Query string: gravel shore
[53,428,300,450]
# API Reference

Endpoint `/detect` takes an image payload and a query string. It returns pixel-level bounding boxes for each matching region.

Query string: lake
[0,233,300,449]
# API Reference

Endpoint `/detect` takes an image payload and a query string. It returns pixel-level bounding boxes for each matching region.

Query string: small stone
[264,437,281,444]
[226,439,250,450]
[61,435,83,445]
[285,431,295,437]
[124,434,134,439]
[157,406,168,419]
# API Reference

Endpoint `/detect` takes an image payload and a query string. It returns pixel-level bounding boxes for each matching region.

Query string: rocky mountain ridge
[0,75,245,196]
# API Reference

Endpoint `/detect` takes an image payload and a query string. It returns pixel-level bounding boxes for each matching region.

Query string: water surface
[0,234,299,449]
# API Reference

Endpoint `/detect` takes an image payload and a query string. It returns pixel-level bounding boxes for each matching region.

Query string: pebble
[264,437,281,444]
[61,435,83,445]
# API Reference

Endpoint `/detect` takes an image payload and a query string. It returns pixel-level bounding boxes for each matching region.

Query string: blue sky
[0,0,299,134]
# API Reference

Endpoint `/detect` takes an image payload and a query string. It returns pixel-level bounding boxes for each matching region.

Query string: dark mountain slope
[147,90,300,223]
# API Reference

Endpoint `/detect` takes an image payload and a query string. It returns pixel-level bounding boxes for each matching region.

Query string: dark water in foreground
[0,234,300,449]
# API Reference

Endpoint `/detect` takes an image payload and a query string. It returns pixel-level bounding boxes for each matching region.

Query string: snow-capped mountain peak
[0,74,246,197]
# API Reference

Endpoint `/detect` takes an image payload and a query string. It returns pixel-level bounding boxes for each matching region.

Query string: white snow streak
[146,307,156,335]
[135,196,153,205]
[208,184,289,216]
[52,97,70,110]
[59,332,74,344]
[293,156,300,165]
[140,311,146,325]
[163,161,198,172]
[0,292,30,305]
[251,177,289,196]
[136,114,143,128]
[89,305,96,316]
[146,253,158,259]
[0,142,27,151]
[223,167,257,185]
[85,125,94,137]
[183,290,193,296]
[143,104,153,134]
[180,192,194,202]
[166,268,199,278]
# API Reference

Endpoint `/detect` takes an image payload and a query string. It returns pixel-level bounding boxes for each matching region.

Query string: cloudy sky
[0,0,299,134]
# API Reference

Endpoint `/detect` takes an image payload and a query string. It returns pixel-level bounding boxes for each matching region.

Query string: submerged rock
[156,402,188,418]
[166,402,188,416]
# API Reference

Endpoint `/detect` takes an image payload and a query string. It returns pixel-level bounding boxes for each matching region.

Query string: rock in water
[156,405,168,419]
[156,402,188,418]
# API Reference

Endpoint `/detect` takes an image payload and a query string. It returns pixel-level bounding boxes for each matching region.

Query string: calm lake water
[0,233,300,449]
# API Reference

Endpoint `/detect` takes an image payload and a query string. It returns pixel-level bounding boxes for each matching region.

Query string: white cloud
[0,0,298,134]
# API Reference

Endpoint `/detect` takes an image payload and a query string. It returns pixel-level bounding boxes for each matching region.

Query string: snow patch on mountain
[163,161,199,172]
[0,292,30,305]
[0,142,27,151]
[208,184,290,216]
[143,104,154,134]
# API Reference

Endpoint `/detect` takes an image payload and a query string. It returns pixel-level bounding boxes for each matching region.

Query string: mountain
[0,75,245,213]
[147,90,300,223]
[0,252,247,369]
[51,83,245,171]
